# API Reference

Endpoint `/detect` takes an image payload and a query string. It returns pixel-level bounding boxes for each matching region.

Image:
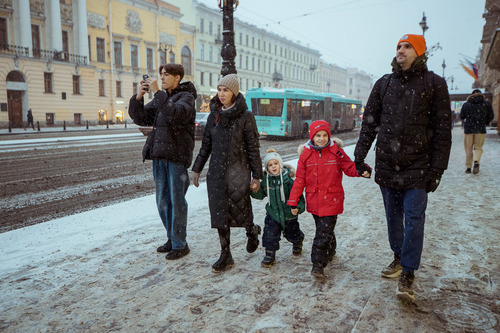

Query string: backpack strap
[379,73,392,100]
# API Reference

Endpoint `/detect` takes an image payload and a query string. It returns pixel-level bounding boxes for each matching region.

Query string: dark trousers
[380,186,427,272]
[311,215,337,266]
[262,214,304,252]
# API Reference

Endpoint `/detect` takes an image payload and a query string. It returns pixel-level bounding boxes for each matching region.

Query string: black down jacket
[192,93,262,229]
[128,81,197,168]
[460,92,494,134]
[354,56,452,189]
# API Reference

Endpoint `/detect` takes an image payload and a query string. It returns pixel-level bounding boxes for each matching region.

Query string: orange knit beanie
[397,34,426,56]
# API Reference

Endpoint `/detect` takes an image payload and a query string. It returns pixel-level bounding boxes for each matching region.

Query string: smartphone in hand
[142,74,149,91]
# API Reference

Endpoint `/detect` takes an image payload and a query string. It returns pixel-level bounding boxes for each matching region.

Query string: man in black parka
[354,34,452,301]
[460,89,494,174]
[129,64,197,260]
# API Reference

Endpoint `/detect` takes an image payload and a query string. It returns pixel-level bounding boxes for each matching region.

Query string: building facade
[0,0,195,128]
[478,0,500,132]
[169,0,322,112]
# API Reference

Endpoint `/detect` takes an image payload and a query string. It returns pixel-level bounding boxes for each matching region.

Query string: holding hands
[355,160,372,178]
[250,179,260,192]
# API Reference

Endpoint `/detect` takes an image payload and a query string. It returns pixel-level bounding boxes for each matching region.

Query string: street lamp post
[218,0,238,76]
[442,59,446,78]
[419,12,428,36]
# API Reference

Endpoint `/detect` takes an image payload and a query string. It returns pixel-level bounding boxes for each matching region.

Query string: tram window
[319,101,325,119]
[301,100,312,120]
[252,98,283,117]
[332,102,341,117]
[287,99,292,121]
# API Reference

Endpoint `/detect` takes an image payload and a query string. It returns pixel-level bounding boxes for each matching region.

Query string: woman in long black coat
[192,74,263,272]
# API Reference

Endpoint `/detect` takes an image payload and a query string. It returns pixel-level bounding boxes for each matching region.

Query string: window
[209,46,213,63]
[181,46,192,76]
[146,47,153,70]
[252,37,254,49]
[217,48,221,64]
[46,113,55,126]
[88,36,92,61]
[246,35,248,46]
[160,50,166,65]
[44,72,53,93]
[62,30,69,55]
[73,75,80,94]
[96,38,105,62]
[130,44,138,68]
[132,82,138,95]
[200,18,204,33]
[200,72,204,85]
[116,81,122,97]
[114,41,122,66]
[245,56,248,69]
[99,79,105,96]
[32,24,40,57]
[251,98,283,117]
[258,39,260,50]
[239,33,242,45]
[217,24,221,38]
[169,51,175,64]
[209,73,213,86]
[0,18,7,48]
[252,57,254,71]
[209,21,213,35]
[74,113,82,125]
[200,43,205,61]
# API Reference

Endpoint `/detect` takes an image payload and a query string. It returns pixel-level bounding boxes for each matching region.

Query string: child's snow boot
[261,249,276,267]
[246,224,261,253]
[292,241,303,255]
[311,263,325,278]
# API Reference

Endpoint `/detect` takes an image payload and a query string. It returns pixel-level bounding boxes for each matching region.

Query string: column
[16,0,32,51]
[45,0,63,51]
[73,0,89,63]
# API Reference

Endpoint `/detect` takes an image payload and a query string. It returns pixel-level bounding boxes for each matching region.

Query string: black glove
[355,159,372,177]
[425,170,442,193]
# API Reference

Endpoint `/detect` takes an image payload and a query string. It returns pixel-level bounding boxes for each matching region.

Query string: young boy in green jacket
[251,148,306,267]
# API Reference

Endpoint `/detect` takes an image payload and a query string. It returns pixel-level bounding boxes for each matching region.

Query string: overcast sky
[198,0,485,94]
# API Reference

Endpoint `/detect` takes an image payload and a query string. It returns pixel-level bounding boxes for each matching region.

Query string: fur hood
[297,137,343,155]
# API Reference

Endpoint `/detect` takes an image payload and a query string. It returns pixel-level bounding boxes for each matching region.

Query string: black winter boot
[292,241,303,256]
[261,249,276,267]
[246,224,261,253]
[212,229,234,273]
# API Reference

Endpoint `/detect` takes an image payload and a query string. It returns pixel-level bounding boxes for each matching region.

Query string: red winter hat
[309,120,331,141]
[397,34,426,56]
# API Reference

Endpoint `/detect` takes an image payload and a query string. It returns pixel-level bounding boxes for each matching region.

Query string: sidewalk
[0,123,140,136]
[0,128,499,332]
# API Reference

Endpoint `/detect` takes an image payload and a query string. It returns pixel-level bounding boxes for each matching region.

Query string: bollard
[86,120,89,130]
[8,121,11,133]
[106,120,109,129]
[63,121,66,131]
[37,121,40,131]
[124,121,127,129]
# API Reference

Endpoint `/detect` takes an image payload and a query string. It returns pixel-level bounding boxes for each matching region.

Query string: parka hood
[297,137,343,155]
[173,81,197,99]
[467,92,485,103]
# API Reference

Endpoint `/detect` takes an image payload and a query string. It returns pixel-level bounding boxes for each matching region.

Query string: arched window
[181,46,192,76]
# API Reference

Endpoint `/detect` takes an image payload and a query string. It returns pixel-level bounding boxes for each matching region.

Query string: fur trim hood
[297,137,343,155]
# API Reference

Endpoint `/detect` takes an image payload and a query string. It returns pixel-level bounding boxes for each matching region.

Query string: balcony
[215,34,223,45]
[0,44,88,65]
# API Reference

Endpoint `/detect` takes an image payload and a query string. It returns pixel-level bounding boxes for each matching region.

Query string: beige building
[478,0,500,133]
[0,0,195,128]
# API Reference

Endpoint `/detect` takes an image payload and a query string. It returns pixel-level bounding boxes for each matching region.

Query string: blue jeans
[380,186,427,272]
[152,160,189,250]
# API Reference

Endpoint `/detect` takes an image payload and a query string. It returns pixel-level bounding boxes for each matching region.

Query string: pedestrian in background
[128,64,197,260]
[288,120,370,278]
[191,74,263,273]
[26,109,34,130]
[354,34,452,302]
[460,89,494,174]
[251,148,306,268]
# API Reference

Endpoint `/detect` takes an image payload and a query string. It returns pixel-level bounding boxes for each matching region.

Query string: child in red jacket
[287,120,371,278]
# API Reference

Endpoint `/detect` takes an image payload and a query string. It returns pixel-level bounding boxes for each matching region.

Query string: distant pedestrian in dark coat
[460,89,494,174]
[128,64,197,261]
[191,74,263,273]
[354,34,452,302]
[26,109,34,130]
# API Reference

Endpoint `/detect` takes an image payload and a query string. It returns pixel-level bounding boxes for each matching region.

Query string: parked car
[195,112,209,138]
